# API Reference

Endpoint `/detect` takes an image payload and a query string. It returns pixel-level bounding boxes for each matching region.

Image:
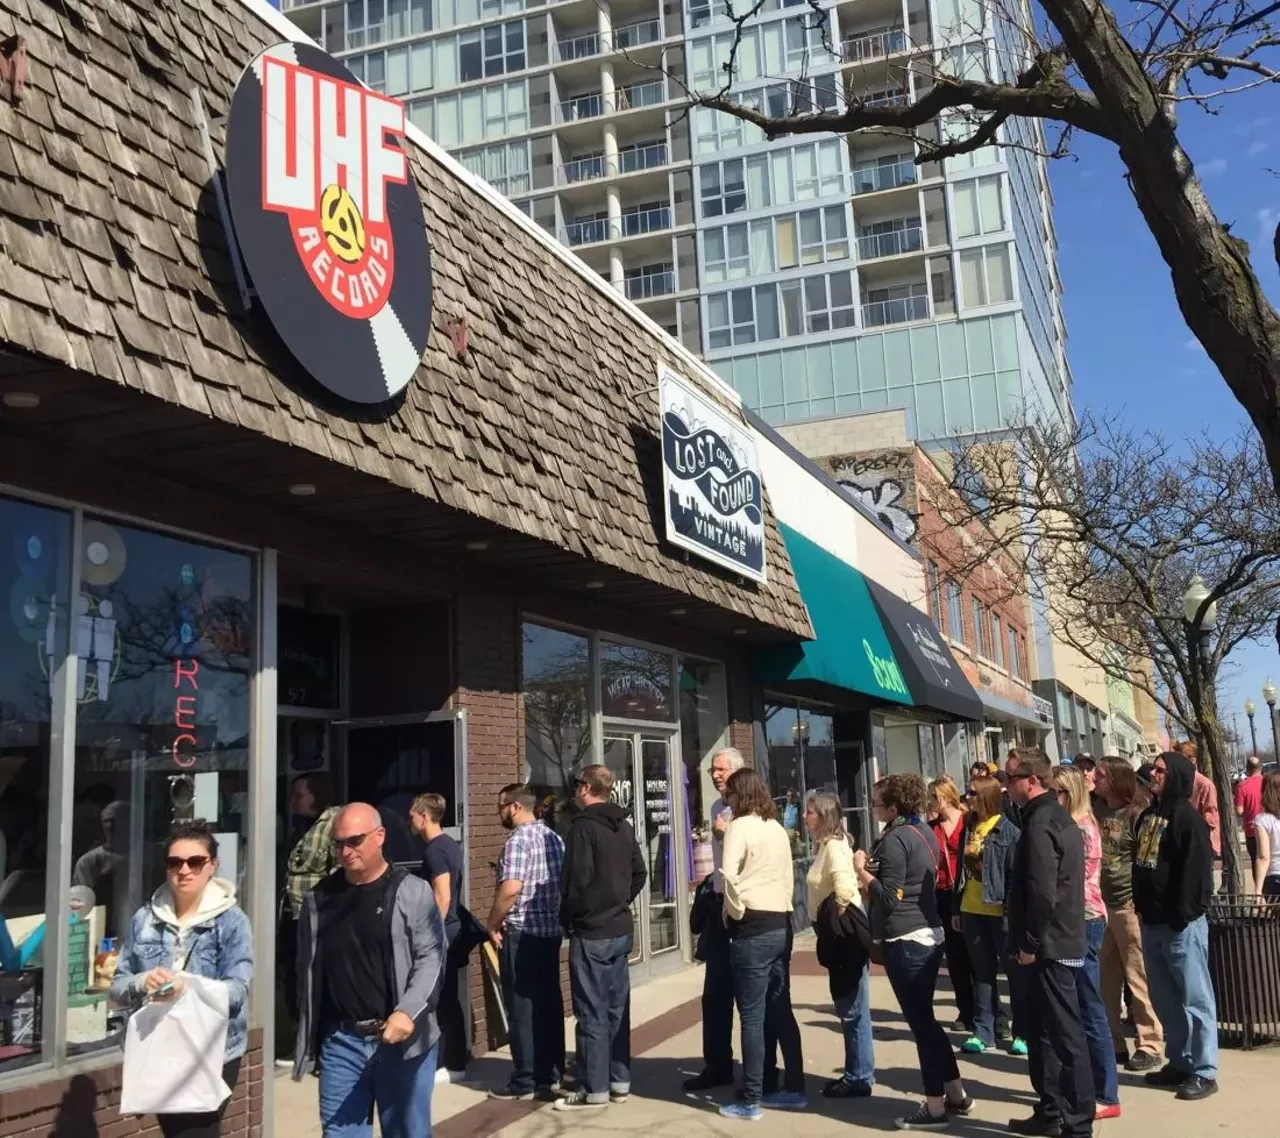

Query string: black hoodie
[1132,751,1213,930]
[560,802,648,939]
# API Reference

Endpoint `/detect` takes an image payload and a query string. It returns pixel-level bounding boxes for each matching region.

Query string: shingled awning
[0,0,812,641]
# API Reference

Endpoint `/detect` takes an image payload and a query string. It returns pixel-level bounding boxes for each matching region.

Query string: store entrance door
[602,730,685,976]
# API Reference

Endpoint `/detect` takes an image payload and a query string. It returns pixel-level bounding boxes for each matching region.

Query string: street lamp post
[1264,679,1278,759]
[1181,574,1218,741]
[1245,698,1258,758]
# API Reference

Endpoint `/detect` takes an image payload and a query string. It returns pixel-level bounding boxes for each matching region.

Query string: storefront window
[679,659,727,889]
[522,623,591,835]
[68,520,253,1055]
[599,640,672,720]
[0,496,72,1073]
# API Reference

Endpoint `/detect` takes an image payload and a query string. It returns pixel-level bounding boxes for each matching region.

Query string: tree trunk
[1199,698,1246,895]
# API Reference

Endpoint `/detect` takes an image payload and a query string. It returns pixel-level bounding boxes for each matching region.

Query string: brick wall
[775,409,912,459]
[0,1032,263,1138]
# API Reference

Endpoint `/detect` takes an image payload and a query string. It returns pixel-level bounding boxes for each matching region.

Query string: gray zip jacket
[292,867,445,1079]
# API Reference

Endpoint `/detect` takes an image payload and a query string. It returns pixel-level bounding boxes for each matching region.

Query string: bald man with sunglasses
[292,802,447,1138]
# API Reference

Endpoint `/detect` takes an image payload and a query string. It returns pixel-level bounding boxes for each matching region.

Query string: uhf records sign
[660,367,766,583]
[224,43,433,405]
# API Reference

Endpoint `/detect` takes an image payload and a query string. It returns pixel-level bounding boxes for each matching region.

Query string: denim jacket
[953,815,1021,910]
[109,878,254,1061]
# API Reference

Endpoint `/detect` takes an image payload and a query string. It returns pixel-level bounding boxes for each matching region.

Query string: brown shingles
[0,0,811,637]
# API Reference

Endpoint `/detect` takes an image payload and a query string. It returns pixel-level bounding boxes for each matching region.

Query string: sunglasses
[165,855,211,872]
[1007,771,1032,782]
[331,831,373,851]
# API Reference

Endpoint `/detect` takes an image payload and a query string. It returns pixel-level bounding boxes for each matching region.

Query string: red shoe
[1095,1103,1122,1120]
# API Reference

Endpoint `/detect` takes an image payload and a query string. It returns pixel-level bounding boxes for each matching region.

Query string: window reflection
[522,623,591,837]
[0,496,71,1073]
[69,520,253,1055]
[679,659,727,889]
[599,641,672,721]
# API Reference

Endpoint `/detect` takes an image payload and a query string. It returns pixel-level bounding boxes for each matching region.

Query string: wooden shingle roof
[0,0,812,638]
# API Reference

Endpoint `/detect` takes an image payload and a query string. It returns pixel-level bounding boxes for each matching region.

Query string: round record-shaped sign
[224,43,433,405]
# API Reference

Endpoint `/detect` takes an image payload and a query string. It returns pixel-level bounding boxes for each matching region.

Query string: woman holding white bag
[110,820,254,1138]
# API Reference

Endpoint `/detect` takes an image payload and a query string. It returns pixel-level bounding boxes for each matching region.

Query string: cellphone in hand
[151,980,176,998]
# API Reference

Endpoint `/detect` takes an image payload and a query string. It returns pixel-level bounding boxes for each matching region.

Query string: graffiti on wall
[831,450,920,545]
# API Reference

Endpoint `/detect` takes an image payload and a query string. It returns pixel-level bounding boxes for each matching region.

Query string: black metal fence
[1208,895,1280,1049]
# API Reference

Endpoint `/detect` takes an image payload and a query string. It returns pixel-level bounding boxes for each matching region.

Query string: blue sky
[1050,86,1280,749]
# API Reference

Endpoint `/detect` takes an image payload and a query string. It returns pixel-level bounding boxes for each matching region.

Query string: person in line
[717,768,804,1121]
[856,774,972,1132]
[806,791,873,1099]
[1234,756,1265,866]
[1134,752,1218,1101]
[486,784,566,1101]
[408,793,467,1083]
[112,821,253,1138]
[1176,741,1221,860]
[1092,759,1162,1072]
[953,775,1021,1057]
[1251,770,1280,898]
[554,764,647,1112]
[929,778,974,1036]
[1053,766,1121,1120]
[1003,748,1093,1138]
[683,747,745,1092]
[293,803,445,1138]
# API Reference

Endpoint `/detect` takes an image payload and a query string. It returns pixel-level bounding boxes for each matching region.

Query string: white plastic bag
[120,973,232,1116]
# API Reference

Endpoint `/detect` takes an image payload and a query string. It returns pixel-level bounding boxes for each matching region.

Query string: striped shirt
[498,820,565,937]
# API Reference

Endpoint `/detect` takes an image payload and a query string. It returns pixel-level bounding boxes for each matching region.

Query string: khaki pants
[1100,904,1164,1055]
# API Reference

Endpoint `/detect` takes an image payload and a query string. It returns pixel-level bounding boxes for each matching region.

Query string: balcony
[625,267,675,299]
[615,78,666,110]
[560,153,608,184]
[564,217,609,245]
[557,29,601,60]
[842,27,907,62]
[554,18,661,62]
[861,293,929,327]
[620,140,668,172]
[620,204,672,236]
[563,205,673,246]
[851,157,916,194]
[558,142,669,186]
[857,224,923,260]
[859,88,909,108]
[558,91,606,122]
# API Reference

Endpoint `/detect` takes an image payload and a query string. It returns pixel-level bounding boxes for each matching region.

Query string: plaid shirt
[499,820,565,936]
[284,806,340,919]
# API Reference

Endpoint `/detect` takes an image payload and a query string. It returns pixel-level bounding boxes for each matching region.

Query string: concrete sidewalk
[274,949,1273,1136]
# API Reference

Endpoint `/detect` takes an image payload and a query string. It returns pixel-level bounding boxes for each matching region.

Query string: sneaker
[1009,1037,1029,1057]
[1125,1050,1162,1072]
[1095,1103,1122,1120]
[822,1077,873,1098]
[610,1091,629,1104]
[945,1093,974,1116]
[894,1103,950,1131]
[1007,1112,1062,1136]
[949,1017,969,1032]
[488,1086,535,1101]
[761,1090,808,1111]
[719,1102,764,1121]
[995,1020,1013,1043]
[1145,1063,1192,1088]
[960,1036,988,1054]
[1175,1075,1219,1101]
[683,1069,735,1092]
[553,1090,609,1112]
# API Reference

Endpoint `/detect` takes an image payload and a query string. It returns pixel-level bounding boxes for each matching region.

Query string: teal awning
[755,523,913,706]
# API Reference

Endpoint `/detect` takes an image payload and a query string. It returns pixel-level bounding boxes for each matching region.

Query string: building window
[624,262,675,301]
[958,244,1014,308]
[484,19,526,75]
[953,175,1005,238]
[600,641,673,720]
[459,31,482,81]
[794,205,849,266]
[458,139,531,197]
[946,580,964,641]
[707,284,780,348]
[992,611,1004,667]
[523,622,592,813]
[927,561,942,620]
[971,597,985,654]
[699,160,748,218]
[69,518,255,1056]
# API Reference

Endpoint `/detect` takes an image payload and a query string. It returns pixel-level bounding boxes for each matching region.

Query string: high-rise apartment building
[280,0,1072,444]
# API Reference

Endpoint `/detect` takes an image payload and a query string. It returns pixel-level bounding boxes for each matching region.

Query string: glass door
[602,730,683,969]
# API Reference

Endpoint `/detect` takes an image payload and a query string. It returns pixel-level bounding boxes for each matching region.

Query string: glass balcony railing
[620,206,672,236]
[564,207,672,246]
[856,225,923,260]
[564,218,610,245]
[625,269,675,299]
[558,143,668,185]
[851,158,917,194]
[557,30,600,60]
[619,141,668,172]
[842,28,907,61]
[615,18,662,48]
[615,78,666,110]
[558,92,605,121]
[861,294,930,327]
[862,89,909,108]
[560,154,608,183]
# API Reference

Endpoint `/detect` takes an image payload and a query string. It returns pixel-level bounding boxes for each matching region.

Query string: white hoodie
[148,876,238,971]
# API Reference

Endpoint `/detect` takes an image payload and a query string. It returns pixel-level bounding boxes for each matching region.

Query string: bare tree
[673,0,1280,491]
[939,416,1280,892]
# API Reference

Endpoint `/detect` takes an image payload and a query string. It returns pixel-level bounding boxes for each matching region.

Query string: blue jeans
[317,1031,437,1138]
[883,938,960,1097]
[569,934,632,1101]
[1079,917,1119,1105]
[962,913,1008,1046]
[500,928,565,1093]
[832,965,874,1089]
[730,926,803,1105]
[1142,916,1218,1079]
